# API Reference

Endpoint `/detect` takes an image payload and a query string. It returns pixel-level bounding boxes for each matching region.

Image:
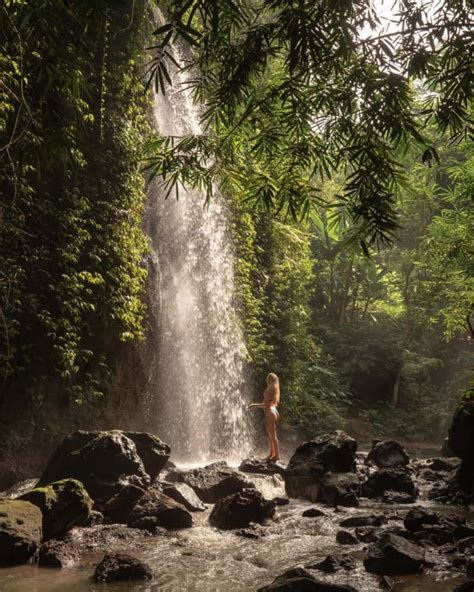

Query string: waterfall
[144,24,252,463]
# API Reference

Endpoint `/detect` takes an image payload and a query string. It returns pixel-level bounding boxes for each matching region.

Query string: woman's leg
[265,411,276,458]
[269,412,280,460]
[265,411,279,460]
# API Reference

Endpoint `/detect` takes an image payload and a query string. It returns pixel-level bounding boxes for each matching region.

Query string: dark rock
[457,537,474,553]
[162,482,206,512]
[366,441,409,469]
[410,524,455,546]
[355,526,378,543]
[449,403,474,461]
[79,509,104,527]
[163,460,177,471]
[319,473,360,507]
[239,457,286,475]
[39,431,169,500]
[0,466,20,492]
[364,532,425,575]
[205,460,229,469]
[233,522,268,539]
[127,489,193,530]
[416,467,441,483]
[167,466,254,503]
[362,469,417,499]
[101,483,146,523]
[129,516,167,535]
[451,554,468,568]
[20,478,92,539]
[284,432,356,501]
[336,529,359,545]
[310,554,355,573]
[453,583,474,592]
[122,432,170,481]
[273,497,290,506]
[258,566,359,591]
[404,507,439,532]
[1,478,38,499]
[467,559,474,577]
[0,498,42,566]
[93,553,153,582]
[37,539,80,568]
[440,437,454,457]
[448,402,474,500]
[429,470,472,505]
[428,457,460,472]
[209,488,275,530]
[302,508,327,518]
[455,524,474,541]
[62,524,148,551]
[340,514,386,528]
[382,491,416,504]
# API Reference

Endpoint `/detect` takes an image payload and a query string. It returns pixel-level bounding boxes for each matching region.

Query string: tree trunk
[392,368,402,407]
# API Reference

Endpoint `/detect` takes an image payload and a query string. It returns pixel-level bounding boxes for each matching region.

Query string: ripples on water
[0,490,468,592]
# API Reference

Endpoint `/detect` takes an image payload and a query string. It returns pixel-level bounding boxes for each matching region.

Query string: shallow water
[0,492,469,592]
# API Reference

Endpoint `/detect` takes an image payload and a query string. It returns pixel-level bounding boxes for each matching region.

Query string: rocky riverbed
[0,429,473,591]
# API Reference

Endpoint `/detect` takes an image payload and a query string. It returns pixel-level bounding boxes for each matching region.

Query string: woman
[248,372,280,461]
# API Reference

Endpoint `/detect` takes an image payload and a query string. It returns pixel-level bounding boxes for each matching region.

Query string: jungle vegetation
[0,0,472,444]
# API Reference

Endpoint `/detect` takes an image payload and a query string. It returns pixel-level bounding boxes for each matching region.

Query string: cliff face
[0,1,154,475]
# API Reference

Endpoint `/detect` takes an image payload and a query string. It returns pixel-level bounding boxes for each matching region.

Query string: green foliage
[148,0,472,246]
[231,125,473,441]
[0,1,150,405]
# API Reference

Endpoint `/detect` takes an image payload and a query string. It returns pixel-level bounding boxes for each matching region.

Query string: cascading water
[144,22,252,463]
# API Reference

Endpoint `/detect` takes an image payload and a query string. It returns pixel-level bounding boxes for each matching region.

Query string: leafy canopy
[146,0,473,248]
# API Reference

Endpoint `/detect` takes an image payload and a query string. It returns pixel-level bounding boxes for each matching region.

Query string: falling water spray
[144,12,252,463]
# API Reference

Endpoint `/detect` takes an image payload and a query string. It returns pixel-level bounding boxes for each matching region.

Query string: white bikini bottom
[269,406,279,419]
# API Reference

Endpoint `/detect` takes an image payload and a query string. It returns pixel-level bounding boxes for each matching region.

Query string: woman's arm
[247,402,265,409]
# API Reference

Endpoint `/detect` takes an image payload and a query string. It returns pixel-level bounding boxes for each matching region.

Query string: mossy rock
[0,498,42,566]
[20,478,92,539]
[38,431,170,501]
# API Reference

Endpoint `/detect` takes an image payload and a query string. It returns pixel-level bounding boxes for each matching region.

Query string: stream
[0,466,470,592]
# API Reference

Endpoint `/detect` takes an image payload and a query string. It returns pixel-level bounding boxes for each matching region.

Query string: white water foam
[145,12,252,463]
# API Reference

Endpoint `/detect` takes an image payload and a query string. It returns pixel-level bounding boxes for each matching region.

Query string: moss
[20,478,92,539]
[0,499,42,542]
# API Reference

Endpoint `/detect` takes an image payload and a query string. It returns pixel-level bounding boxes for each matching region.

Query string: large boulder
[403,507,439,532]
[366,440,409,469]
[449,402,474,462]
[339,514,386,528]
[162,482,206,512]
[427,457,460,472]
[20,478,92,539]
[0,465,20,492]
[364,532,425,575]
[100,483,146,524]
[382,491,416,504]
[449,402,474,500]
[336,530,359,545]
[310,554,355,573]
[319,473,360,507]
[0,498,43,566]
[93,553,153,582]
[127,489,193,530]
[37,539,80,568]
[362,469,417,500]
[209,488,275,530]
[257,567,359,591]
[38,430,169,501]
[167,466,254,503]
[285,432,357,501]
[239,457,286,476]
[122,432,170,481]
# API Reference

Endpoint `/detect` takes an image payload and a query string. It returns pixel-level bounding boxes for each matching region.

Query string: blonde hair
[266,372,280,405]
